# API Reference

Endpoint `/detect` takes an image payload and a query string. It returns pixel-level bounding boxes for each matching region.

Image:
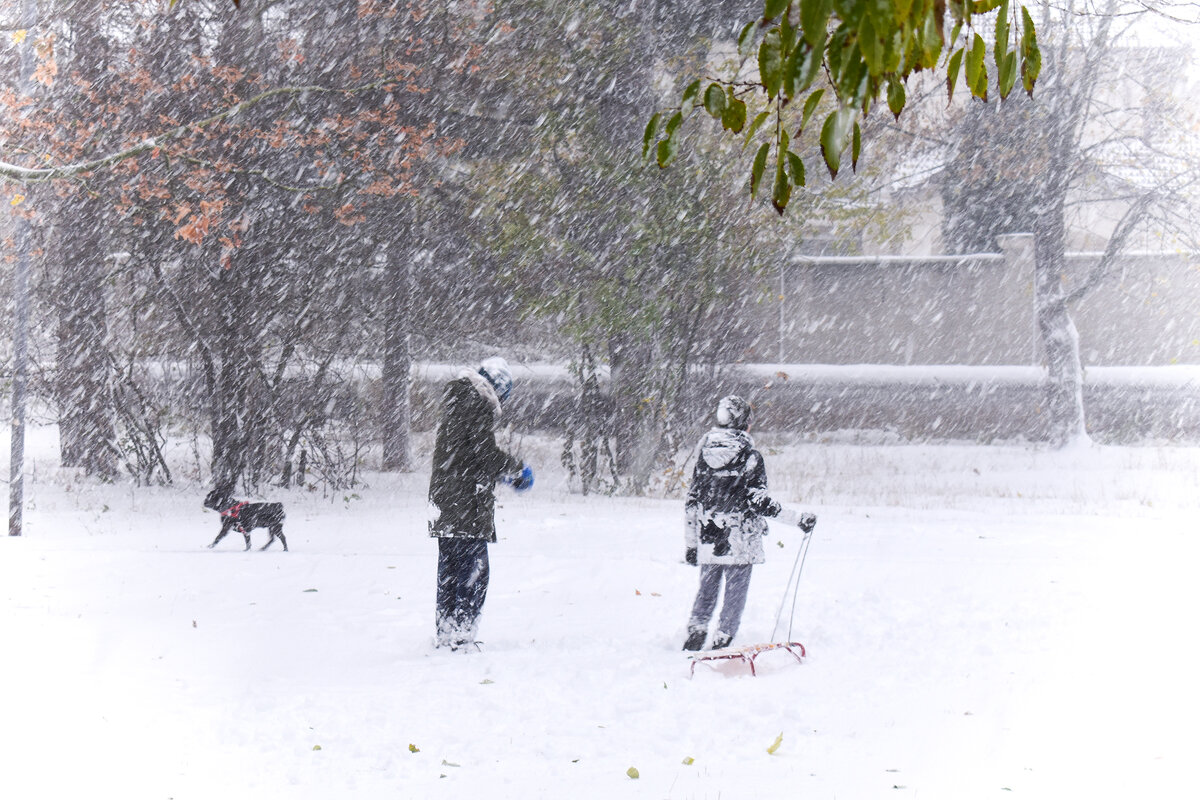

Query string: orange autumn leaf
[334,202,365,226]
[33,58,57,87]
[175,212,213,245]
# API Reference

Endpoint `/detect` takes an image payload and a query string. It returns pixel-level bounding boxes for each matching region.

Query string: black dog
[203,485,288,551]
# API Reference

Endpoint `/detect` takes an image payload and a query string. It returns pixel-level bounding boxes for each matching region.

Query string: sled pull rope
[771,524,814,643]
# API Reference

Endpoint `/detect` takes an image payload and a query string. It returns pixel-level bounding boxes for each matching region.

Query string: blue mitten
[509,464,534,492]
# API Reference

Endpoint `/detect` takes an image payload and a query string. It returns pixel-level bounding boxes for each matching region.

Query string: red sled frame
[688,641,806,677]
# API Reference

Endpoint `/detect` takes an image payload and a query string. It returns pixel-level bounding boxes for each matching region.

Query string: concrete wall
[1069,251,1200,365]
[706,364,1200,444]
[747,238,1200,367]
[406,363,1200,445]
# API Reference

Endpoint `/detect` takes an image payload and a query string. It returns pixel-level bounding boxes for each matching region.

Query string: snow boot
[710,632,733,650]
[683,628,707,651]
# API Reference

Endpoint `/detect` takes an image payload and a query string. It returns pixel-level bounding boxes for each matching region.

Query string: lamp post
[9,0,37,536]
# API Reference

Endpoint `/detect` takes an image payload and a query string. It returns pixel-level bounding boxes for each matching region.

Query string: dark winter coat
[428,371,523,542]
[684,428,782,565]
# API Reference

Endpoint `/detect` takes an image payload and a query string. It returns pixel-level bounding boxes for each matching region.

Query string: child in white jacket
[682,395,815,651]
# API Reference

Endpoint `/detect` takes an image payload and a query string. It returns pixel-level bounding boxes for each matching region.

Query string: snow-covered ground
[2,426,1198,799]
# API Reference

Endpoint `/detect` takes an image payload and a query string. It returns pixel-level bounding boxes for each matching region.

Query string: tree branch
[0,78,399,184]
[1064,170,1200,305]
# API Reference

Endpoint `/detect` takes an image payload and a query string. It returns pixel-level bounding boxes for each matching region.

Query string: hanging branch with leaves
[645,0,1042,213]
[169,0,241,8]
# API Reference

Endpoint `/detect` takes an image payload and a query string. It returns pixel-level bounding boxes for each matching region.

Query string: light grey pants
[688,564,753,638]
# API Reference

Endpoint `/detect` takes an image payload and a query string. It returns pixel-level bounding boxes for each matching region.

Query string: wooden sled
[688,641,806,677]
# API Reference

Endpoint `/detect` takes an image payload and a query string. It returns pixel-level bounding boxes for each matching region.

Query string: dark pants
[436,538,490,646]
[688,564,753,639]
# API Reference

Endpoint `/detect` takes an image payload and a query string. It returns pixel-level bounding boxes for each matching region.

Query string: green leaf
[626,766,640,779]
[998,51,1017,99]
[948,21,963,50]
[801,0,831,47]
[966,33,988,101]
[819,106,854,179]
[858,13,883,76]
[783,43,798,99]
[800,88,824,134]
[780,7,796,55]
[994,0,1010,62]
[920,11,944,67]
[851,121,861,171]
[786,42,824,99]
[946,47,964,104]
[764,0,789,18]
[883,26,903,73]
[682,756,695,766]
[703,83,726,118]
[680,80,701,117]
[772,151,791,214]
[666,110,684,134]
[786,150,806,186]
[744,110,771,147]
[759,29,785,100]
[642,112,661,160]
[722,95,748,133]
[738,21,758,60]
[886,76,906,120]
[1020,7,1041,96]
[750,142,770,197]
[656,136,678,168]
[833,47,868,106]
[767,732,784,754]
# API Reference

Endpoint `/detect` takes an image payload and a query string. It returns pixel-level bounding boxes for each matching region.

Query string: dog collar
[221,502,248,531]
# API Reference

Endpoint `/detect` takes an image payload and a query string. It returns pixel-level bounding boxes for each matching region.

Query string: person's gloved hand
[798,513,817,533]
[685,548,697,566]
[509,464,534,492]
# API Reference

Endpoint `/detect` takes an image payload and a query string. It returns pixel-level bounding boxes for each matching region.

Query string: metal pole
[779,260,785,364]
[9,224,30,538]
[9,0,37,537]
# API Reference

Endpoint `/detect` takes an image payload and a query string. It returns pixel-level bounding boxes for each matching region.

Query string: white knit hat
[715,395,751,430]
[478,357,513,402]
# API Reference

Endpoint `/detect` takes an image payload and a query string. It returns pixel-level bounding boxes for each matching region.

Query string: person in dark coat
[682,395,815,651]
[428,356,533,650]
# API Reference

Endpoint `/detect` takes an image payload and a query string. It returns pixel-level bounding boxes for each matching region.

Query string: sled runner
[688,641,806,677]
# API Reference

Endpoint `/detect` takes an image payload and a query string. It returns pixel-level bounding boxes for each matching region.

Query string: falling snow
[2,2,1200,798]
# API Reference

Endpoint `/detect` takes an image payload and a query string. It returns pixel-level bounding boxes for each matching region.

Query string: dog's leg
[209,519,234,549]
[261,523,287,551]
[242,529,251,550]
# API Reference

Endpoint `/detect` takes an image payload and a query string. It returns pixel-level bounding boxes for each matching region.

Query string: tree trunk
[380,243,415,472]
[1033,205,1088,446]
[209,288,254,488]
[609,332,664,493]
[54,194,118,477]
[45,4,118,479]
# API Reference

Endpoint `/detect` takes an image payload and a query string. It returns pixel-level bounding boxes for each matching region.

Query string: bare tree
[936,0,1200,444]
